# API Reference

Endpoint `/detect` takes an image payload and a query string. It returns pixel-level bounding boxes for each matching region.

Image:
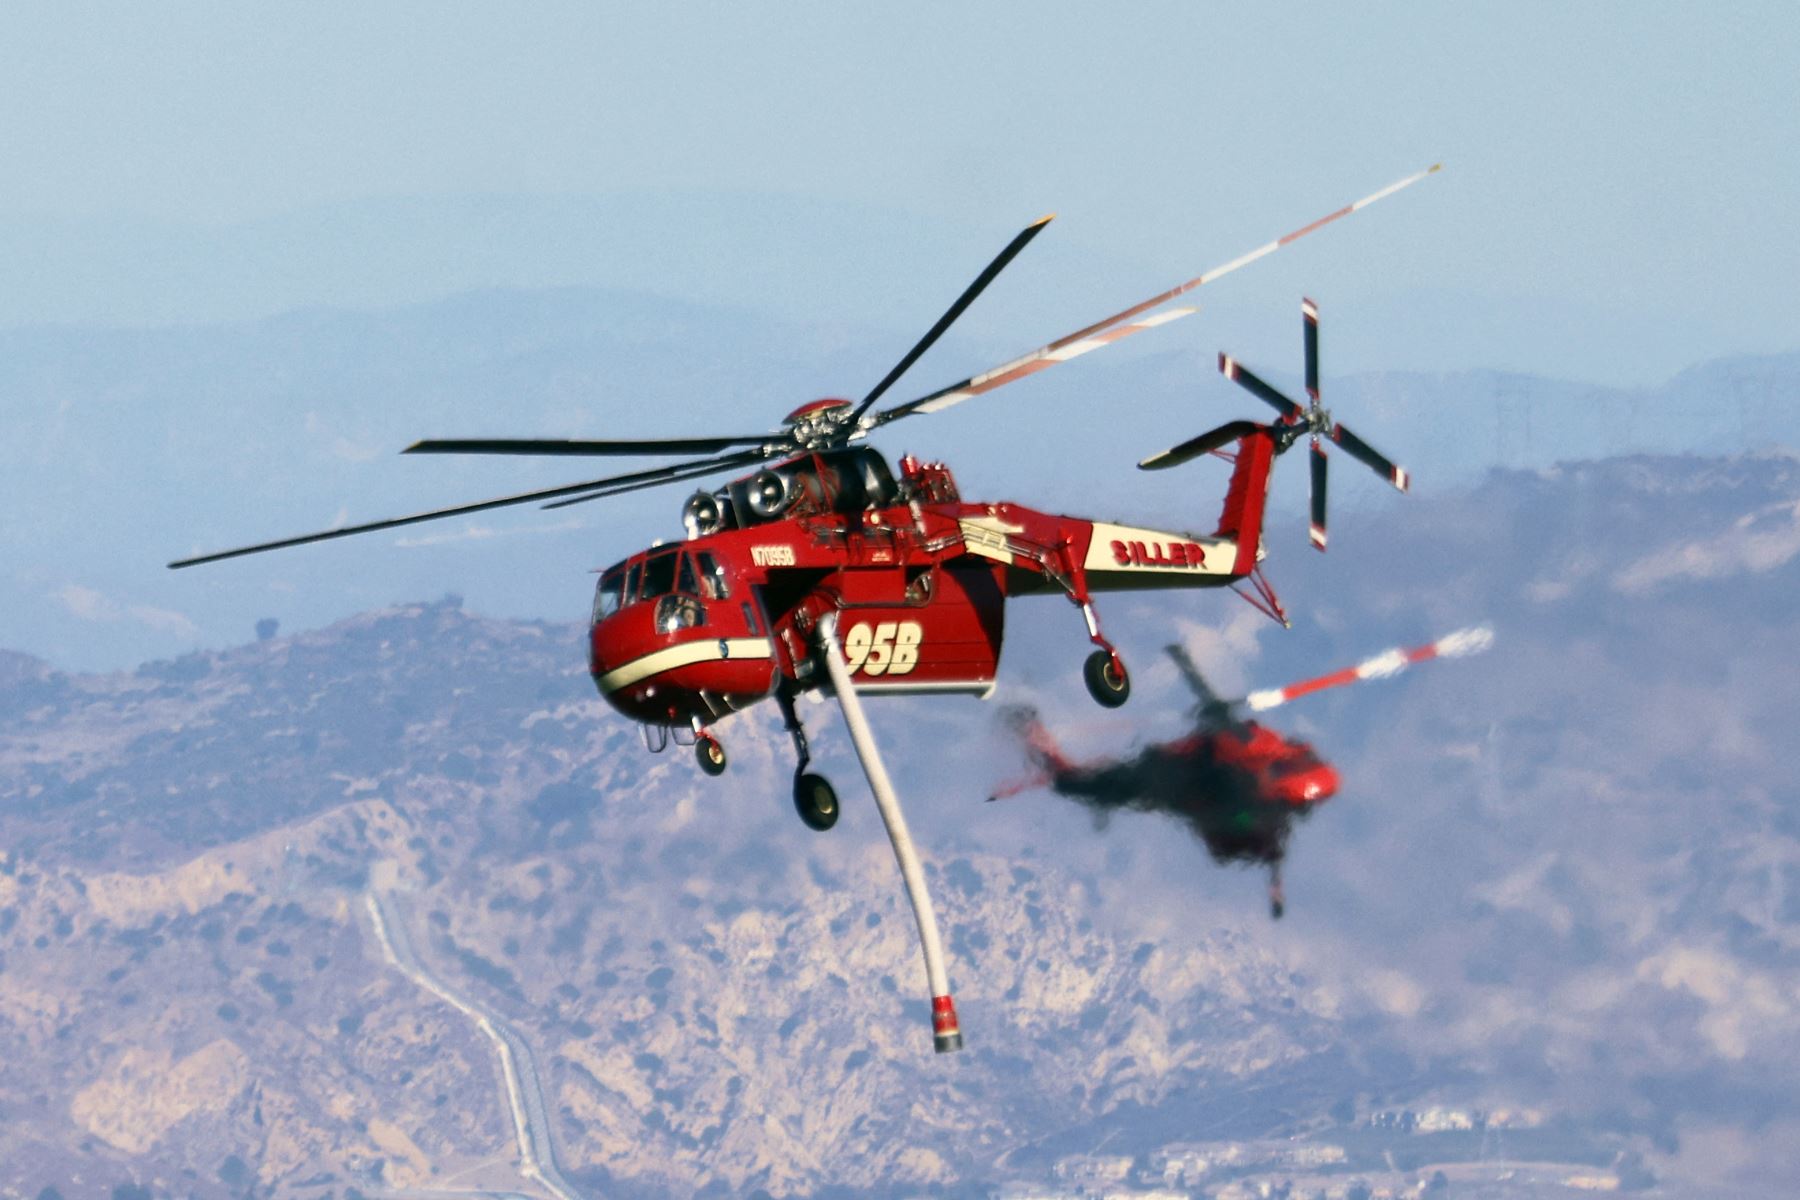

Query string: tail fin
[1213,427,1280,575]
[1138,420,1280,578]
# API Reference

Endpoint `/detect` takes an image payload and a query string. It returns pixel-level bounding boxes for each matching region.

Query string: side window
[641,551,679,598]
[593,568,625,620]
[696,552,730,599]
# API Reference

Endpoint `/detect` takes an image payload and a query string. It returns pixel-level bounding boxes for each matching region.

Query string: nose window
[594,567,625,620]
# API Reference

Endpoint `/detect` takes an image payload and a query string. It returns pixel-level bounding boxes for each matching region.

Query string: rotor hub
[782,398,858,451]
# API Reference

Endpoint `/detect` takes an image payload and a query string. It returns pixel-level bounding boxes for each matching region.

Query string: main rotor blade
[1330,422,1410,492]
[874,307,1194,425]
[404,436,772,457]
[1138,419,1262,471]
[167,453,751,569]
[1303,296,1320,403]
[870,164,1441,430]
[1245,625,1494,712]
[1310,441,1329,551]
[848,213,1055,425]
[537,449,768,510]
[1165,643,1223,708]
[1219,353,1304,420]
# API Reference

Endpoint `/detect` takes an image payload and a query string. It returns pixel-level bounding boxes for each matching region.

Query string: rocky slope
[4,452,1800,1196]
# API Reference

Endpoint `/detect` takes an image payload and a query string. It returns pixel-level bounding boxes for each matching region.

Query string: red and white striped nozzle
[932,994,964,1054]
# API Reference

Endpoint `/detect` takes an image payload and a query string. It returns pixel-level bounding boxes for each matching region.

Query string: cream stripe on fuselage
[596,638,774,695]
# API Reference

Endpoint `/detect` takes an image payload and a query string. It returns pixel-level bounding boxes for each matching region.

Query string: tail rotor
[1218,297,1410,550]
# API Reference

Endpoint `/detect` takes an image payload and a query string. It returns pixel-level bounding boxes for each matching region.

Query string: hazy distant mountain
[3,451,1797,1196]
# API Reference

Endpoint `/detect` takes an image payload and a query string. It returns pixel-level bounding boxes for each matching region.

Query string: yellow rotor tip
[1428,162,1444,172]
[1032,212,1056,227]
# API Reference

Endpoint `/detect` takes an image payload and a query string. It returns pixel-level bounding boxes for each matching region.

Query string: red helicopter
[170,165,1438,1052]
[991,626,1495,918]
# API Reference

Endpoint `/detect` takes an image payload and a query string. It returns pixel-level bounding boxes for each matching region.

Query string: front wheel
[793,773,840,832]
[1083,649,1130,708]
[696,735,727,777]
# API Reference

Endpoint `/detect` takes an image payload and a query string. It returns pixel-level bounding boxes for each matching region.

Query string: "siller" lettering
[1110,539,1208,568]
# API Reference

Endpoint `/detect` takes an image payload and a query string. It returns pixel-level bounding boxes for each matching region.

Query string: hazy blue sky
[3,3,1796,380]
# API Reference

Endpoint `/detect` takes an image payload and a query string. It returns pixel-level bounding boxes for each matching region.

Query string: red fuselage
[586,441,1272,729]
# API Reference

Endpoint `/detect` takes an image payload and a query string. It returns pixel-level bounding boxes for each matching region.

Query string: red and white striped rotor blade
[875,162,1442,426]
[1246,625,1493,712]
[880,307,1195,421]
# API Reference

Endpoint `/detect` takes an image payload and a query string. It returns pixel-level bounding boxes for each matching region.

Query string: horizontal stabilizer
[1138,420,1264,471]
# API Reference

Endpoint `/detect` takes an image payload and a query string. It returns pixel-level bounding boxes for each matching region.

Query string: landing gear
[1072,598,1129,708]
[793,773,840,831]
[695,733,727,776]
[775,687,834,832]
[1083,649,1131,708]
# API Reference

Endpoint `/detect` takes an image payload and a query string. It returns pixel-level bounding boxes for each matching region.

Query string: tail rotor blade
[1309,441,1329,551]
[1220,353,1304,421]
[1331,423,1410,492]
[1302,297,1320,404]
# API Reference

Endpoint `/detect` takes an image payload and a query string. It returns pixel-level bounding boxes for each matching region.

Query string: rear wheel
[696,735,727,776]
[1083,649,1130,708]
[793,773,840,832]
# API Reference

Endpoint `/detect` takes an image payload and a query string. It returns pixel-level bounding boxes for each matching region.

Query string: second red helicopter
[992,626,1495,918]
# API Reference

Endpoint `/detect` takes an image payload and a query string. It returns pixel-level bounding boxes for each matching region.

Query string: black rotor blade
[1219,353,1304,421]
[1165,643,1234,726]
[168,453,751,569]
[1302,296,1320,403]
[848,213,1054,426]
[1138,419,1262,471]
[1165,643,1221,707]
[404,436,771,457]
[1310,440,1329,551]
[1330,422,1410,492]
[538,449,768,511]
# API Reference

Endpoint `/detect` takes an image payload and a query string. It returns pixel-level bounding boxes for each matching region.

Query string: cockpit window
[696,551,729,599]
[641,550,680,599]
[624,560,643,607]
[594,567,626,620]
[676,553,699,597]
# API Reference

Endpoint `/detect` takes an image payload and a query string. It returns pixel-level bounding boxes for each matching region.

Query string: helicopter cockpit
[593,546,733,633]
[680,447,900,540]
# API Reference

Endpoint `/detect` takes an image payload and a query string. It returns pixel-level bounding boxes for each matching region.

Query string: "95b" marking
[843,621,923,676]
